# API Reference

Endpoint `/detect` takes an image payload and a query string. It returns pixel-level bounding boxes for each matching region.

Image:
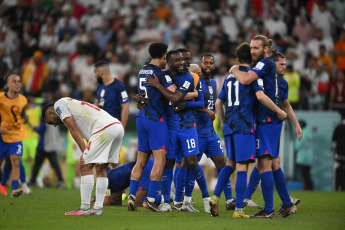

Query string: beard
[201,68,215,77]
[253,50,266,62]
[97,77,103,84]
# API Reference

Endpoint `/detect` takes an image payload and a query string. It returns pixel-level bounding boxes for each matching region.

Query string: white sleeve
[54,99,72,121]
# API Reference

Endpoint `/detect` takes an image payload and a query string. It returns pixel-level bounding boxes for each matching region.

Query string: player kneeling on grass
[42,98,124,215]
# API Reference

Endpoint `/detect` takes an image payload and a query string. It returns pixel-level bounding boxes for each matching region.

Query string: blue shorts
[224,133,255,163]
[168,127,199,160]
[137,116,170,153]
[197,135,224,161]
[0,140,23,159]
[138,158,154,191]
[256,124,282,159]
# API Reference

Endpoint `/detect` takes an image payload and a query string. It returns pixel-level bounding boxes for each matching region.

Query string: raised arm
[230,65,258,85]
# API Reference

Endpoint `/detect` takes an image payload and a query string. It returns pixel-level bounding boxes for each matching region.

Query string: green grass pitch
[1,188,344,230]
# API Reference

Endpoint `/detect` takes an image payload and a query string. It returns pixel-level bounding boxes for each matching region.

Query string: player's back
[107,161,135,191]
[166,71,197,130]
[137,64,172,122]
[196,78,217,137]
[219,66,259,135]
[97,79,129,120]
[54,98,119,141]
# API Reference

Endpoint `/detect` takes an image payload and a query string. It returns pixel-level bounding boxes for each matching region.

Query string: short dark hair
[94,61,109,68]
[41,103,54,121]
[148,42,168,59]
[269,49,286,62]
[166,50,181,62]
[235,42,252,64]
[201,53,214,61]
[176,48,189,53]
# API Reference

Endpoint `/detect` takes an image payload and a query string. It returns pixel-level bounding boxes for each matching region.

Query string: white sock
[22,183,28,190]
[74,177,80,189]
[93,177,108,210]
[184,196,192,203]
[80,175,94,210]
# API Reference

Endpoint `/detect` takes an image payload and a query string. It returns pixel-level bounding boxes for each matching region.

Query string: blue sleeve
[176,74,194,95]
[159,71,174,88]
[33,121,46,135]
[283,82,289,100]
[251,59,272,79]
[118,83,129,104]
[186,90,204,109]
[252,78,264,93]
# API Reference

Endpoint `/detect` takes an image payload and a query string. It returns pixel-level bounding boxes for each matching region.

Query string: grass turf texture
[1,188,344,230]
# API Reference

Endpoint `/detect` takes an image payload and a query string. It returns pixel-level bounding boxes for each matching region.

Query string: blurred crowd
[0,0,344,115]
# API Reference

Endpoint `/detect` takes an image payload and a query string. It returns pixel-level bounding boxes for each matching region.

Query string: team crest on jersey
[208,86,213,94]
[100,89,105,97]
[180,81,191,90]
[56,107,62,116]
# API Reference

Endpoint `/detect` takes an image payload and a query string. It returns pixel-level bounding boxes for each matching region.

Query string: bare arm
[281,99,303,141]
[215,99,225,123]
[255,91,287,121]
[230,65,259,85]
[64,117,86,153]
[184,90,198,100]
[121,102,129,129]
[94,98,99,107]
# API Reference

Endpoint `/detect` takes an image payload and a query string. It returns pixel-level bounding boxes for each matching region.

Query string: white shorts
[83,122,124,164]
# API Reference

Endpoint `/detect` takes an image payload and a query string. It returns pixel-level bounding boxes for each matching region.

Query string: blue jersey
[196,78,217,137]
[166,71,201,130]
[218,66,263,135]
[136,64,173,122]
[252,58,288,125]
[96,79,129,120]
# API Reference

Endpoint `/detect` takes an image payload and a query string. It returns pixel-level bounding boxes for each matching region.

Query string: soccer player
[102,158,154,207]
[210,42,287,218]
[128,42,172,212]
[173,54,234,212]
[42,98,124,215]
[94,61,129,129]
[230,35,300,218]
[0,74,29,197]
[146,50,211,213]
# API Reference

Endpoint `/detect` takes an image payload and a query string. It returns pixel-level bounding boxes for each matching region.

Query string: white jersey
[54,98,120,141]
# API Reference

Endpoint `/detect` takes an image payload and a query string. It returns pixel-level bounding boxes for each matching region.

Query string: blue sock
[161,168,173,203]
[217,167,232,200]
[155,194,162,204]
[260,171,274,212]
[273,168,292,207]
[12,180,19,190]
[184,168,195,197]
[20,161,26,183]
[235,171,247,208]
[175,167,186,203]
[213,165,234,198]
[192,165,209,198]
[129,180,139,197]
[245,167,260,199]
[173,167,180,189]
[147,180,161,199]
[1,163,11,185]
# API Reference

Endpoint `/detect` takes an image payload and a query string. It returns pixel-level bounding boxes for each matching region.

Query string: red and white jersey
[54,98,120,141]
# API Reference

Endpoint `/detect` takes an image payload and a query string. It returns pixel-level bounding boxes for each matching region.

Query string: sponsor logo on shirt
[180,81,191,90]
[56,107,62,116]
[139,69,154,75]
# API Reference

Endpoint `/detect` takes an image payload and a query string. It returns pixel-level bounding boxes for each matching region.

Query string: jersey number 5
[139,78,148,99]
[227,81,240,107]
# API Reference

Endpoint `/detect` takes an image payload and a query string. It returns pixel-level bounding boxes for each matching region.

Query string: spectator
[39,25,58,58]
[295,120,314,190]
[264,10,287,39]
[334,30,345,72]
[332,112,345,191]
[292,15,313,46]
[155,0,173,24]
[307,28,334,58]
[283,65,301,110]
[308,61,330,110]
[329,70,345,113]
[95,18,113,52]
[311,1,335,39]
[22,50,49,96]
[331,0,345,35]
[285,36,306,74]
[317,44,333,77]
